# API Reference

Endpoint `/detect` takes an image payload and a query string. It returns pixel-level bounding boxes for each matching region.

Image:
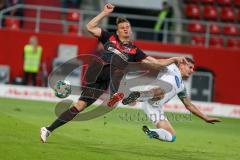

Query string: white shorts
[141,100,168,124]
[129,80,177,124]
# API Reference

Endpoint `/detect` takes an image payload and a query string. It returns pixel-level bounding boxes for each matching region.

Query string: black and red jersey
[98,30,147,65]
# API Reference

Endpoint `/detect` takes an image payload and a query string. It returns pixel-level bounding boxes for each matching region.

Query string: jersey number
[175,76,180,88]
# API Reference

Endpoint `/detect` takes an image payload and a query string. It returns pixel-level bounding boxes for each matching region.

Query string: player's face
[180,62,194,80]
[117,22,132,39]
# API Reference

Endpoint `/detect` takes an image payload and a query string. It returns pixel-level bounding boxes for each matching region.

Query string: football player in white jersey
[122,57,221,142]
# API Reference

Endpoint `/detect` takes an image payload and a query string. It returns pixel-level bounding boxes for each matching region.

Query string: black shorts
[79,60,124,106]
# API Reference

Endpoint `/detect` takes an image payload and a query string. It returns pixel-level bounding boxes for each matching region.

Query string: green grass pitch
[0,97,240,160]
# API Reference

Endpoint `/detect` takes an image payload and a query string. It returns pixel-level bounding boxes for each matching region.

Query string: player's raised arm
[86,3,115,37]
[180,97,221,124]
[141,56,187,70]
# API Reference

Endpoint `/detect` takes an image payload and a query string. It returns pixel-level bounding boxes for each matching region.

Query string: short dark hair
[116,17,130,25]
[185,57,195,64]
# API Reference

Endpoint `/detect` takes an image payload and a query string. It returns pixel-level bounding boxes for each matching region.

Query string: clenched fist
[103,3,115,15]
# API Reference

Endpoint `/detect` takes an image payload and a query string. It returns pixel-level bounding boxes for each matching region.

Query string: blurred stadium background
[0,0,240,160]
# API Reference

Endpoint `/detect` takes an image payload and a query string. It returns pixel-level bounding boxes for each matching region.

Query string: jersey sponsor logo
[175,76,180,88]
[109,35,137,54]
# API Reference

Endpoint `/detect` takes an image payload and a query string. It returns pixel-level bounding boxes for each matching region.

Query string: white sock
[150,128,176,142]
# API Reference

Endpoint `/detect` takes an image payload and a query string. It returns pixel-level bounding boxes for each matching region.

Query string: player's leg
[45,100,87,131]
[40,98,92,143]
[40,85,105,143]
[40,99,87,143]
[150,88,165,101]
[40,64,109,142]
[156,120,176,136]
[107,68,126,107]
[44,83,105,131]
[147,120,176,142]
[141,102,176,142]
[122,87,165,105]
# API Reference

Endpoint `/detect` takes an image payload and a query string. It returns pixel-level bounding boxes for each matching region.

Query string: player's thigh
[142,101,166,124]
[131,85,159,93]
[79,81,107,107]
[156,120,176,135]
[142,101,176,135]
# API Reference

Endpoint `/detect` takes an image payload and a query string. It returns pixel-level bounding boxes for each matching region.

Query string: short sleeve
[177,87,188,99]
[135,48,147,62]
[98,29,112,45]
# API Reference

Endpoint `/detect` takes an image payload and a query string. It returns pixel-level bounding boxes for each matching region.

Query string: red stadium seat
[217,0,232,5]
[184,0,199,3]
[226,38,240,48]
[209,37,224,47]
[187,23,206,32]
[191,35,206,46]
[201,0,215,4]
[68,24,79,34]
[203,6,218,20]
[224,25,239,36]
[5,17,20,30]
[220,7,235,22]
[210,23,222,34]
[233,0,240,7]
[185,4,201,19]
[67,11,80,21]
[237,10,240,21]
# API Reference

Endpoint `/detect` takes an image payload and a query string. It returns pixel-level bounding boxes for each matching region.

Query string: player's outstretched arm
[86,3,114,37]
[180,97,221,124]
[141,56,188,70]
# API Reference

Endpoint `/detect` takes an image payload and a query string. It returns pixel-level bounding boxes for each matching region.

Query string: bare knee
[156,120,176,135]
[155,120,177,142]
[151,88,165,101]
[74,100,87,111]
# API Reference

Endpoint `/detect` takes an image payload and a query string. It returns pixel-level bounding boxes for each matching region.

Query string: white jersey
[150,63,187,107]
[129,63,188,106]
[128,63,189,123]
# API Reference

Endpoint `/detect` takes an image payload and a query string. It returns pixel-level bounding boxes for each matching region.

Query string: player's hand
[172,57,188,64]
[103,3,115,15]
[205,117,222,124]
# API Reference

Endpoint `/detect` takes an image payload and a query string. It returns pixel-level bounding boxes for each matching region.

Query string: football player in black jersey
[40,3,188,143]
